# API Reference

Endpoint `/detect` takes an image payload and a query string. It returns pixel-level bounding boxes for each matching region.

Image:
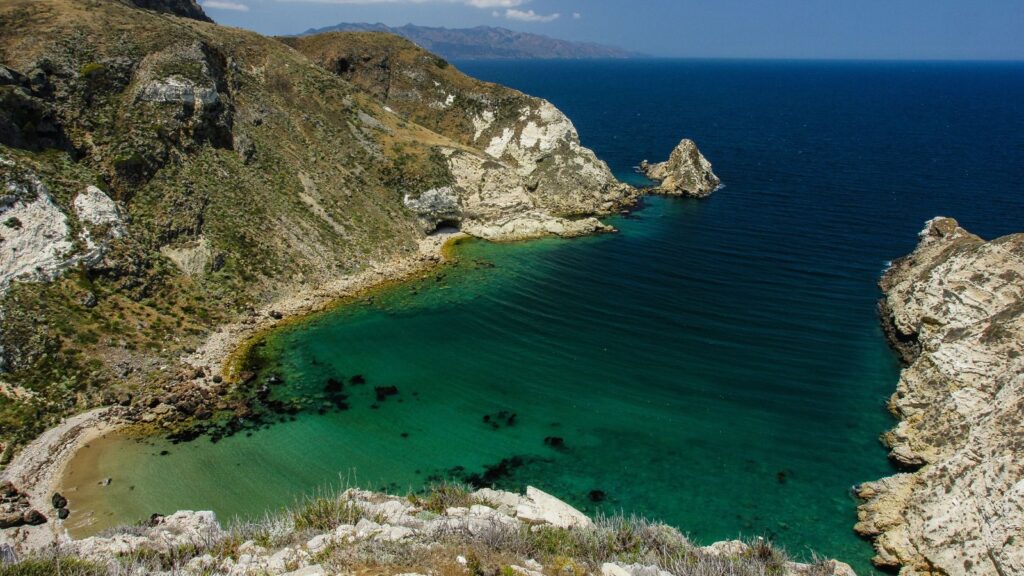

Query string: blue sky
[200,0,1024,60]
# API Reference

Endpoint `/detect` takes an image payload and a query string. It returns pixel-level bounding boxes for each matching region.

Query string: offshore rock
[640,139,720,197]
[861,217,1024,576]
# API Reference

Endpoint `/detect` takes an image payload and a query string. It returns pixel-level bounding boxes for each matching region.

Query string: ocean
[61,60,1024,574]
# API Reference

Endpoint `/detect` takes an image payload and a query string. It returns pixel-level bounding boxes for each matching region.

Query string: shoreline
[0,231,467,553]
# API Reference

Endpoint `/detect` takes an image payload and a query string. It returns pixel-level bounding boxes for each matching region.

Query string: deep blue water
[65,60,1024,575]
[459,59,1024,244]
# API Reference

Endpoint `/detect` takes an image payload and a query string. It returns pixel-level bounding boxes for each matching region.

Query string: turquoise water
[63,61,1024,574]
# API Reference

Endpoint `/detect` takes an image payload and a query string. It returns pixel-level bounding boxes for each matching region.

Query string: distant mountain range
[301,23,642,61]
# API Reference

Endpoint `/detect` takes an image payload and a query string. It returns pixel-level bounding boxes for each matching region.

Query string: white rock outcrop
[858,217,1024,576]
[0,163,73,292]
[74,185,126,267]
[137,74,218,107]
[405,148,617,242]
[640,139,720,197]
[471,99,635,218]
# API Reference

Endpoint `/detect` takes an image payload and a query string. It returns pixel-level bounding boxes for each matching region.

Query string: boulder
[21,510,46,526]
[515,486,592,529]
[0,511,24,529]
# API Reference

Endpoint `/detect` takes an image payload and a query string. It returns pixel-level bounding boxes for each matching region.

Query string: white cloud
[202,0,250,10]
[504,8,559,22]
[572,12,581,19]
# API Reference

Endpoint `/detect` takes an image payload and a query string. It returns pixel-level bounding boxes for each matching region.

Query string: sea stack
[640,138,720,197]
[857,217,1024,575]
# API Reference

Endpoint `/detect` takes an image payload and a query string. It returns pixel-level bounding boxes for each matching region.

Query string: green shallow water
[64,195,898,574]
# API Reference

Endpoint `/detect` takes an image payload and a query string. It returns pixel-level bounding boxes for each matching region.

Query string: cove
[62,194,898,573]
[60,60,1024,576]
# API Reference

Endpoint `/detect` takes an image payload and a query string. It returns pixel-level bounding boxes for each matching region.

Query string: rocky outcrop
[0,65,72,153]
[128,0,211,22]
[0,158,73,291]
[640,139,720,197]
[857,217,1024,575]
[74,185,126,267]
[474,99,634,217]
[404,148,615,241]
[1,158,126,292]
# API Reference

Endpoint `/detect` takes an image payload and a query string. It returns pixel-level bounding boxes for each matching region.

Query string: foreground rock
[52,486,854,576]
[859,217,1024,575]
[639,139,720,197]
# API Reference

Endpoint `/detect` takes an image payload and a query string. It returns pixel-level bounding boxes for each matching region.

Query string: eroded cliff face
[858,217,1024,575]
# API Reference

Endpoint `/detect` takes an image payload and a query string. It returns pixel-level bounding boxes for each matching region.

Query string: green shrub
[0,558,107,576]
[79,62,104,79]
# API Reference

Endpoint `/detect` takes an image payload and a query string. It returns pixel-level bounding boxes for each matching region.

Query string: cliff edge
[858,217,1024,575]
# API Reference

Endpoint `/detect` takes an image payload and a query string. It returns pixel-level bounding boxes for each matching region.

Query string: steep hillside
[0,0,632,456]
[302,23,639,60]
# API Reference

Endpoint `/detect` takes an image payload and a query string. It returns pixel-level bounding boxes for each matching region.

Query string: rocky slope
[857,217,1024,575]
[0,0,634,455]
[639,139,720,197]
[6,484,855,576]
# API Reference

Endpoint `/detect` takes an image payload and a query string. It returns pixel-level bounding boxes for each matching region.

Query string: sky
[199,0,1024,60]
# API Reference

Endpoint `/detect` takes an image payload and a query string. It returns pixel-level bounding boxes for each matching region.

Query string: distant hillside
[301,23,641,60]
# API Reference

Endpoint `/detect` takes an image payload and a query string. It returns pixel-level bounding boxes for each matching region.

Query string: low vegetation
[1,483,834,576]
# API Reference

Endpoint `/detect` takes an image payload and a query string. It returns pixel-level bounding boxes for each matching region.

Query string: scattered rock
[543,436,565,449]
[21,510,46,526]
[374,385,398,401]
[51,493,67,509]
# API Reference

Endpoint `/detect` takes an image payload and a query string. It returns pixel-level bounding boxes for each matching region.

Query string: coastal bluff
[639,139,720,197]
[858,217,1024,575]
